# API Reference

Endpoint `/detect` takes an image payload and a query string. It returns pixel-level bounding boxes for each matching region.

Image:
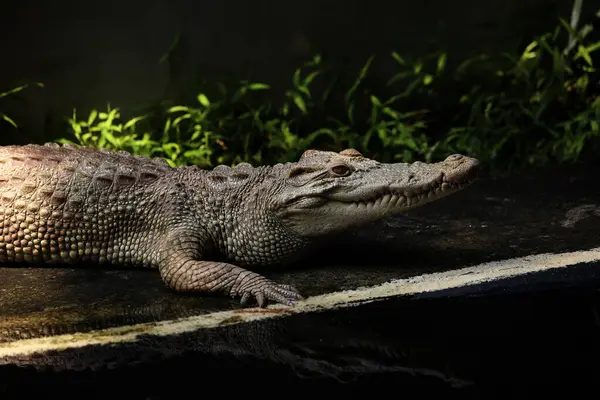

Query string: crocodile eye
[330,164,351,177]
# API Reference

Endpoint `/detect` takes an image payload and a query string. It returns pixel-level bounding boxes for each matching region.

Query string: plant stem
[564,0,584,54]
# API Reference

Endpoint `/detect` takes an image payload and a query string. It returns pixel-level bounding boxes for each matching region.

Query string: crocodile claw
[237,279,303,307]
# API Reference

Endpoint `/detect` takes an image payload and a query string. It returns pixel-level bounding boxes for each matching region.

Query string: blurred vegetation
[0,82,44,128]
[3,8,599,173]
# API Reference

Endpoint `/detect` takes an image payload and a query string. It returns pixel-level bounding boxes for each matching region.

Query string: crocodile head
[270,148,480,237]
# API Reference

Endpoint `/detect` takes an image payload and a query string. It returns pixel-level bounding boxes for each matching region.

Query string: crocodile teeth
[347,178,473,208]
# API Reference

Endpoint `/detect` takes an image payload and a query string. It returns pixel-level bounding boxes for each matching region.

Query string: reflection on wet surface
[2,271,600,394]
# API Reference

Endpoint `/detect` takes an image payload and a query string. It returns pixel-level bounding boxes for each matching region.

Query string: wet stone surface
[0,162,600,394]
[2,266,600,396]
[1,163,599,339]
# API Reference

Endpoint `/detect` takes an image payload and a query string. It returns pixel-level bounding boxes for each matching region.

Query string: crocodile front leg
[158,255,303,307]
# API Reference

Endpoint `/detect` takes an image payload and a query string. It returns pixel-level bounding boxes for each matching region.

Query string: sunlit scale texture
[0,144,171,267]
[0,143,479,307]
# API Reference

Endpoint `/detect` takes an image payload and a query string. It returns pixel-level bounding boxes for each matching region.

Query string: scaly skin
[0,144,480,307]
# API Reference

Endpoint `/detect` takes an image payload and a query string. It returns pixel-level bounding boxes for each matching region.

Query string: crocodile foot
[237,280,304,307]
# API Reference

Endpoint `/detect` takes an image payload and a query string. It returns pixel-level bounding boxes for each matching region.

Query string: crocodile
[0,143,479,307]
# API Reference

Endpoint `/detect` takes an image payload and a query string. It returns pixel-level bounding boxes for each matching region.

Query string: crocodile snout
[441,154,480,184]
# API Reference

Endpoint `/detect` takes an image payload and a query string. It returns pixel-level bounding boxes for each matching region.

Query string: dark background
[1,0,594,144]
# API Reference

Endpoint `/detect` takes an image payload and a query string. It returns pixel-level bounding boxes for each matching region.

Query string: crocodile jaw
[277,154,480,237]
[281,174,474,237]
[337,175,471,211]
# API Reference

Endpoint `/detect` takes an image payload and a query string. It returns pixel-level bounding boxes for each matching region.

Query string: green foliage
[60,106,165,159]
[443,17,600,170]
[0,82,44,128]
[64,52,444,168]
[61,12,599,172]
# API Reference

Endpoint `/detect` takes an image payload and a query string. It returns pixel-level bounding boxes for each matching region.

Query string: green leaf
[293,69,302,87]
[293,94,307,114]
[559,17,582,46]
[304,128,337,145]
[521,41,539,60]
[296,85,310,97]
[71,122,83,135]
[231,86,247,102]
[456,54,489,74]
[386,71,413,87]
[576,44,593,66]
[102,131,118,147]
[347,102,355,124]
[345,55,375,105]
[585,40,600,53]
[391,52,405,65]
[163,118,173,135]
[167,105,190,113]
[397,79,421,98]
[123,115,146,130]
[423,74,433,85]
[436,53,447,73]
[552,49,565,82]
[383,94,403,106]
[162,143,181,160]
[172,113,192,127]
[87,110,98,125]
[0,82,43,99]
[197,94,210,107]
[104,108,119,127]
[190,125,203,141]
[303,70,321,86]
[382,107,400,120]
[0,112,17,128]
[247,83,270,90]
[377,127,390,145]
